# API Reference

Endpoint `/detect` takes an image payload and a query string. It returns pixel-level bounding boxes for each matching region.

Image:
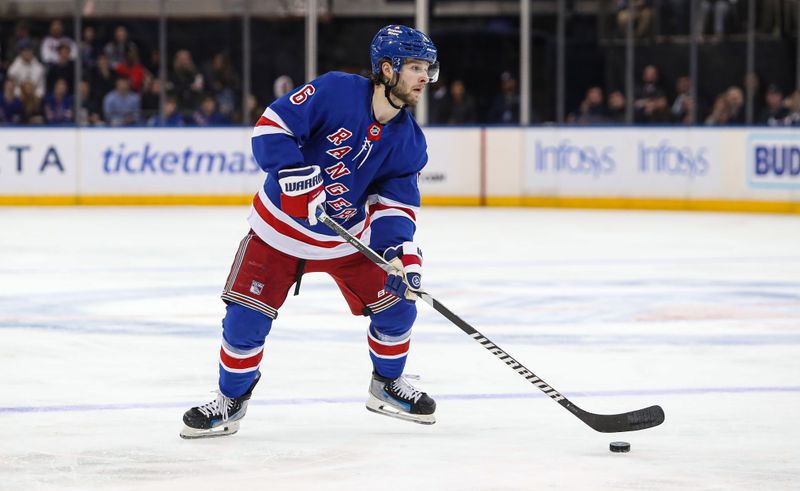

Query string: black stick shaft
[317,211,664,433]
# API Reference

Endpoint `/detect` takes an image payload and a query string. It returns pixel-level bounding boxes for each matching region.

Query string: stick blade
[580,405,665,433]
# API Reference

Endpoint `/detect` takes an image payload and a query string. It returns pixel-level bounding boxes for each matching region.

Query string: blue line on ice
[2,385,799,414]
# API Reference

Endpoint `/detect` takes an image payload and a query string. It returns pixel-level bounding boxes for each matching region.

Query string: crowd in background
[0,19,261,126]
[1,8,799,127]
[567,65,800,126]
[611,0,797,40]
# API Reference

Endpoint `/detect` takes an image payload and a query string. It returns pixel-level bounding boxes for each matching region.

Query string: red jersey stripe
[368,336,410,357]
[219,347,263,370]
[256,116,284,129]
[252,193,370,248]
[368,202,416,221]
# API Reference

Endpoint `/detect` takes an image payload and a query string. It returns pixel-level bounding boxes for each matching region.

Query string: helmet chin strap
[382,72,406,110]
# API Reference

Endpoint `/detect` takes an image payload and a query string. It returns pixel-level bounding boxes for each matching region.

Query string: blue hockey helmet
[370,25,439,83]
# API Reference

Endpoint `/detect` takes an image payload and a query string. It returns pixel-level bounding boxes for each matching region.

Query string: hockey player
[181,25,441,439]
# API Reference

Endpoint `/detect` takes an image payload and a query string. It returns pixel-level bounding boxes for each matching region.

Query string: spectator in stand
[104,26,136,70]
[0,79,23,124]
[782,91,800,126]
[147,95,184,127]
[140,78,162,119]
[271,74,294,104]
[724,86,745,124]
[634,64,663,109]
[575,86,607,124]
[19,79,44,124]
[758,84,790,125]
[203,52,239,119]
[697,0,737,38]
[7,42,46,98]
[670,75,702,124]
[705,93,731,125]
[192,94,229,126]
[444,79,477,125]
[145,48,161,78]
[4,21,38,64]
[43,78,74,124]
[115,46,149,92]
[78,79,103,125]
[45,43,75,93]
[244,93,261,125]
[79,26,99,69]
[743,71,763,119]
[616,0,654,38]
[638,90,672,123]
[606,90,627,123]
[103,76,140,126]
[171,49,203,116]
[40,19,77,65]
[673,93,696,124]
[488,71,520,124]
[427,78,448,124]
[89,53,116,107]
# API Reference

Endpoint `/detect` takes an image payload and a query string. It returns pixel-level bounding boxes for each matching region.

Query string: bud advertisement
[747,133,800,189]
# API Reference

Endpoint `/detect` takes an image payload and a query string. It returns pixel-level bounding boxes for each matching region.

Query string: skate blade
[180,420,240,439]
[366,395,436,425]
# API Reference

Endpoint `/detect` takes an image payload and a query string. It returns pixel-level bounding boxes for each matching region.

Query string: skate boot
[180,372,261,439]
[366,371,436,425]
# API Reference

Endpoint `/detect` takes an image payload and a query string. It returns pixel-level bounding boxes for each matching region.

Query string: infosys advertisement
[524,128,722,198]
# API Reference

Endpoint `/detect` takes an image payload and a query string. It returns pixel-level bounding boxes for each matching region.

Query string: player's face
[391,60,431,107]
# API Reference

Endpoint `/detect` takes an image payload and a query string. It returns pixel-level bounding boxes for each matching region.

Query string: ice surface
[1,206,799,490]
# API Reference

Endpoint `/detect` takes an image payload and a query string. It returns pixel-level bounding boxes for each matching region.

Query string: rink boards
[0,126,798,212]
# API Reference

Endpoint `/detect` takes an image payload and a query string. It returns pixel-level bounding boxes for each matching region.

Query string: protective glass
[427,62,440,84]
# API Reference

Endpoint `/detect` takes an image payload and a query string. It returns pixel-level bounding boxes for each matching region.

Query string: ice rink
[1,206,799,490]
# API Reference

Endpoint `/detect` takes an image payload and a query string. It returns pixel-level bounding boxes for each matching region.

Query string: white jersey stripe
[370,208,415,222]
[221,340,264,359]
[252,125,293,138]
[368,329,411,346]
[219,362,260,374]
[247,189,372,260]
[368,348,408,360]
[368,194,420,214]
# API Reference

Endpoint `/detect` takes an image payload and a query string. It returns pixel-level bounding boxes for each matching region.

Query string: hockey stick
[317,210,665,433]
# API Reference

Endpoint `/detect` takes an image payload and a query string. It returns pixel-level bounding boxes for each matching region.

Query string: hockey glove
[277,165,326,226]
[383,242,423,302]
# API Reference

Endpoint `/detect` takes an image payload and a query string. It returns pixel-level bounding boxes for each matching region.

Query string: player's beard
[390,81,421,107]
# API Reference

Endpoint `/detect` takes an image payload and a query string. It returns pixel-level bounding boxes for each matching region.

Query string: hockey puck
[609,441,630,453]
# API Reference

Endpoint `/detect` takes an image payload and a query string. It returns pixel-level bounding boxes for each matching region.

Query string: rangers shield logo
[250,280,264,295]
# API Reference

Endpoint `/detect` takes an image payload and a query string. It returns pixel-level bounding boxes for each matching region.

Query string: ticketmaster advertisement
[79,128,263,195]
[523,128,723,198]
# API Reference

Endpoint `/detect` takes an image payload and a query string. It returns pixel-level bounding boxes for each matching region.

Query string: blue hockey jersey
[249,72,428,260]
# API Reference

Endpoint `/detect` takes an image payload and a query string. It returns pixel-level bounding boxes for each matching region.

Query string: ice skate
[366,371,436,425]
[180,372,261,439]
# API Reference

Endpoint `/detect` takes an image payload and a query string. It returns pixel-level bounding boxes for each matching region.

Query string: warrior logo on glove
[277,165,327,226]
